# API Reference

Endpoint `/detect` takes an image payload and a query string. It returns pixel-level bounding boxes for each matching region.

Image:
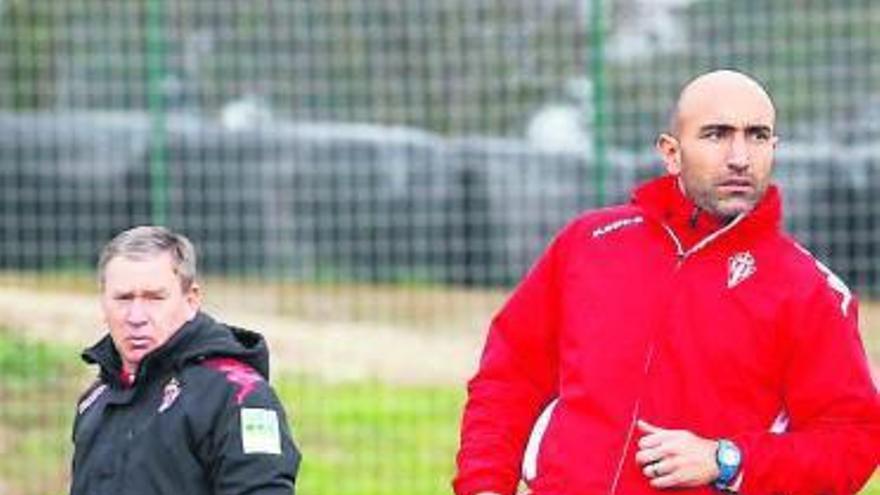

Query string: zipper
[606,342,656,495]
[662,212,746,265]
[606,211,745,495]
[662,223,687,269]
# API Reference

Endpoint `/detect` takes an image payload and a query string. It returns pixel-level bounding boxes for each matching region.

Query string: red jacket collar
[631,175,782,252]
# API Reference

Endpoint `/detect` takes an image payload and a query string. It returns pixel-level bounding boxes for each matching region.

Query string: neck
[120,366,137,387]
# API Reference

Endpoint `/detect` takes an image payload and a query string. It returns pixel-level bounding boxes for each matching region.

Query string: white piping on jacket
[517,210,754,493]
[521,398,559,483]
[607,211,746,495]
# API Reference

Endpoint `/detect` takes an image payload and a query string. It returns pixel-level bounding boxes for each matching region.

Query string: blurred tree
[1,0,876,146]
[0,0,57,109]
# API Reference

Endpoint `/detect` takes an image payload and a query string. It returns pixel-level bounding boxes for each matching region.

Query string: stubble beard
[705,186,766,220]
[683,176,766,221]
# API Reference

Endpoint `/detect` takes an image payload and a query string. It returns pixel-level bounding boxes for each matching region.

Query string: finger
[642,459,675,481]
[638,432,668,449]
[637,419,665,434]
[638,429,681,449]
[649,469,683,489]
[649,461,684,488]
[635,447,667,466]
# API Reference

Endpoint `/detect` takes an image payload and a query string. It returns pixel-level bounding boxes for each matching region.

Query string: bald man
[453,70,879,495]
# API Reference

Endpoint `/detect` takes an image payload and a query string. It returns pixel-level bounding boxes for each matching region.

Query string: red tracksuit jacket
[454,175,879,495]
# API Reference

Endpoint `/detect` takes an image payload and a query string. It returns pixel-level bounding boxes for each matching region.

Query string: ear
[185,283,202,316]
[656,133,681,175]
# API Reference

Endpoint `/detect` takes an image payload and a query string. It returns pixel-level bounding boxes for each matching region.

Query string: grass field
[279,378,464,495]
[0,328,877,495]
[0,327,470,495]
[0,332,80,495]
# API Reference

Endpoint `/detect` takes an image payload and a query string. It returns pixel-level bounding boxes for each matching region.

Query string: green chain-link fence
[0,1,877,494]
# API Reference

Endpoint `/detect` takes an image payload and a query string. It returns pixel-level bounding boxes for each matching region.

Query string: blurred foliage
[0,0,877,148]
[0,329,80,495]
[608,0,879,148]
[0,328,74,383]
[0,0,58,109]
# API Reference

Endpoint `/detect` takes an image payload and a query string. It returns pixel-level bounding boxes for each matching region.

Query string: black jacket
[70,312,300,495]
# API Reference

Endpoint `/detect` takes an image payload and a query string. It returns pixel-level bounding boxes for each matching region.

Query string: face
[657,77,779,218]
[101,252,200,374]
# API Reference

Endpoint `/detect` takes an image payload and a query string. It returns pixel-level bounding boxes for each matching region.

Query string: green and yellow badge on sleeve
[241,408,282,455]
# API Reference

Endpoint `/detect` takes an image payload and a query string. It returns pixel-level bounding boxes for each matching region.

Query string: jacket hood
[82,312,270,387]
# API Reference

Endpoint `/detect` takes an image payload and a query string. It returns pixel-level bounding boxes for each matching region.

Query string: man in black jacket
[70,225,300,495]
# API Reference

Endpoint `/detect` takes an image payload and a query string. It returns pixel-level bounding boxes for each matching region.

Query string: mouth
[717,178,754,195]
[126,336,153,351]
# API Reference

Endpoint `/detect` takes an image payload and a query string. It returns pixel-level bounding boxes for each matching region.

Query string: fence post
[147,0,168,225]
[589,0,608,206]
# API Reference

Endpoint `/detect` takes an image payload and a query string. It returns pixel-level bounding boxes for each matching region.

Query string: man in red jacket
[454,70,879,495]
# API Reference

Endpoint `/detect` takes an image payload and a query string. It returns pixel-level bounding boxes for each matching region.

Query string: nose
[126,299,149,326]
[726,133,750,172]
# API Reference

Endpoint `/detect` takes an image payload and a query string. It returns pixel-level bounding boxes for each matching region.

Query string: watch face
[719,444,741,465]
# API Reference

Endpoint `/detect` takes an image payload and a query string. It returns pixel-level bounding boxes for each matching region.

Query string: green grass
[0,328,468,495]
[0,329,82,495]
[0,330,876,495]
[276,377,465,495]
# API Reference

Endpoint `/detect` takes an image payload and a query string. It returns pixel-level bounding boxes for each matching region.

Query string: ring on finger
[651,463,662,478]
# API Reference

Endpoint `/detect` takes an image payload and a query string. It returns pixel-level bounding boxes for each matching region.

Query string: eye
[749,129,772,142]
[701,128,726,141]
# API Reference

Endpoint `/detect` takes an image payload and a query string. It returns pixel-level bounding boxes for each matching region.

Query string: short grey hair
[98,225,198,290]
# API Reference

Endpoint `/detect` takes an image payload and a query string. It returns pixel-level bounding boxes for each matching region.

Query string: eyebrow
[699,124,773,135]
[111,288,169,298]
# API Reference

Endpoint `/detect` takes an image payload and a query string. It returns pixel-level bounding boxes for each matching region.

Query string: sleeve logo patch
[241,408,281,455]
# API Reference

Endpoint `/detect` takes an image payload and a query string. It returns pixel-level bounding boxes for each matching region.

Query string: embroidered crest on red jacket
[158,377,181,413]
[203,357,264,404]
[727,251,756,288]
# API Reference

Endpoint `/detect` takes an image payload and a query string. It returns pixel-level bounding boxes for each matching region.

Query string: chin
[715,198,757,217]
[124,350,148,366]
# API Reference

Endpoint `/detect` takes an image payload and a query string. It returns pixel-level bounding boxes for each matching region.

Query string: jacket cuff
[728,433,757,494]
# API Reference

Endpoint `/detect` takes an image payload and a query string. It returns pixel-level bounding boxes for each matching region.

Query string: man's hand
[634,420,719,489]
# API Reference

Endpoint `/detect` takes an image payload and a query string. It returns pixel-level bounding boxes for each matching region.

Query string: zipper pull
[689,207,700,229]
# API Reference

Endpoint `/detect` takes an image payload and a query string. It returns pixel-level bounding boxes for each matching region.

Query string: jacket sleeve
[453,225,572,495]
[202,376,301,495]
[733,280,880,494]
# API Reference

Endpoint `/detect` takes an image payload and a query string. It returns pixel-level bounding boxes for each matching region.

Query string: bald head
[656,70,779,219]
[667,70,776,136]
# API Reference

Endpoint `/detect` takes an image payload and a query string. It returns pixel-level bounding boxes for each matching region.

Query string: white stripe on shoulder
[792,242,853,316]
[591,215,644,239]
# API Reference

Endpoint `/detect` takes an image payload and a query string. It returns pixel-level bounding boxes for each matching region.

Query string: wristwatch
[714,439,742,491]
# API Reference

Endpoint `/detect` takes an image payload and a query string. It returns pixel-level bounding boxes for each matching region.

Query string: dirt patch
[1,282,877,386]
[0,424,15,457]
[0,285,490,385]
[859,301,880,359]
